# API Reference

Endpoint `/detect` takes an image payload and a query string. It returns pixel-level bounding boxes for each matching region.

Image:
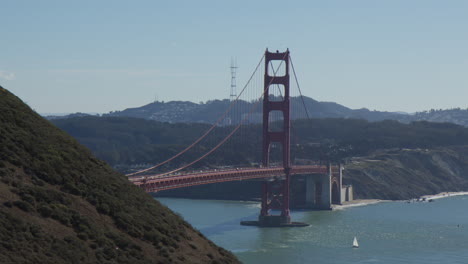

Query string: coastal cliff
[344,147,468,200]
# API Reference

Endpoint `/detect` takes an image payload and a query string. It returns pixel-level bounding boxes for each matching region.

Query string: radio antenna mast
[230,57,238,101]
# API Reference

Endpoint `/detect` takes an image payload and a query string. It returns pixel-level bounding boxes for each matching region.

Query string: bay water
[157,195,468,263]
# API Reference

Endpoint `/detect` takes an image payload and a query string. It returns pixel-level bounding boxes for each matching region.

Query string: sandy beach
[332,191,468,210]
[332,199,385,210]
[420,191,468,201]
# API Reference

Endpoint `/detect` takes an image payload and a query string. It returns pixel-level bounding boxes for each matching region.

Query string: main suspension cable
[146,52,289,178]
[126,54,266,176]
[290,55,310,119]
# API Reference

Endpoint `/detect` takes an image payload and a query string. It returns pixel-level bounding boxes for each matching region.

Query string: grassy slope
[0,86,239,264]
[345,147,468,200]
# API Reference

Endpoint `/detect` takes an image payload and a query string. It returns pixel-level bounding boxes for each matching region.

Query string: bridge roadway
[129,165,340,192]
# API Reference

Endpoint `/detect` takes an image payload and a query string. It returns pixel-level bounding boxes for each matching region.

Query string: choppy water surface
[157,196,468,264]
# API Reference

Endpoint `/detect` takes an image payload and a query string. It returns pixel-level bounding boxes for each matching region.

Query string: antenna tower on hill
[230,57,238,101]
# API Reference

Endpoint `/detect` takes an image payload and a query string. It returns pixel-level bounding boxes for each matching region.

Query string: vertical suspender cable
[126,54,265,176]
[149,53,289,178]
[290,55,310,120]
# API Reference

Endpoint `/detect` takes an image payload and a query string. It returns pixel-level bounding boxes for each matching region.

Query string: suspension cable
[290,55,310,119]
[126,54,266,176]
[146,52,289,178]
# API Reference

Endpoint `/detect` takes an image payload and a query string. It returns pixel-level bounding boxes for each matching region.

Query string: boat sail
[353,237,359,248]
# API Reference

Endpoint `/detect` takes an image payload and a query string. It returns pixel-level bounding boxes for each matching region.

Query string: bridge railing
[129,165,341,192]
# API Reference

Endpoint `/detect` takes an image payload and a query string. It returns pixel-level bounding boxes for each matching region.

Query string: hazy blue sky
[1,0,467,114]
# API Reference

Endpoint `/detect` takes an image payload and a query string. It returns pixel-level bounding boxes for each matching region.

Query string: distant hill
[48,96,468,127]
[0,86,239,263]
[411,108,468,127]
[46,112,97,120]
[101,96,410,124]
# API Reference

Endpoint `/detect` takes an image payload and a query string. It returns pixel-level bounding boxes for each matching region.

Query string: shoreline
[333,199,386,209]
[420,191,468,201]
[334,191,468,210]
[156,191,468,211]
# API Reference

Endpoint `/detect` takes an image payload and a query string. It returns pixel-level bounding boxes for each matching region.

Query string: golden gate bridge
[127,49,344,227]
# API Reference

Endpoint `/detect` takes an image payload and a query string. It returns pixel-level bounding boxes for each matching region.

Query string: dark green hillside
[52,116,468,171]
[51,112,468,201]
[52,116,262,170]
[292,118,468,160]
[0,86,239,263]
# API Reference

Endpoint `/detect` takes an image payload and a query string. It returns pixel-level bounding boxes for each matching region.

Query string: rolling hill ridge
[51,96,468,127]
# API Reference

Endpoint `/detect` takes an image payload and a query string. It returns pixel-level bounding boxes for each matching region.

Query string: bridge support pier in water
[291,165,344,210]
[258,172,292,226]
[240,177,308,227]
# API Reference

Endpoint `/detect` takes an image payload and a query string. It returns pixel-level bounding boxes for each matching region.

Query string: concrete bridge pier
[241,176,309,227]
[292,165,344,209]
[304,173,332,209]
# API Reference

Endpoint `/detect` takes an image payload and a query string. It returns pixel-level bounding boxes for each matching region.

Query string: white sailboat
[353,237,359,248]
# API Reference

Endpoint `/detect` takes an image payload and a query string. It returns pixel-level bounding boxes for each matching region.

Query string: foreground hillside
[0,86,239,263]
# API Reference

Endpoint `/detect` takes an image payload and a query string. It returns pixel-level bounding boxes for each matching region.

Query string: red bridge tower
[258,49,293,226]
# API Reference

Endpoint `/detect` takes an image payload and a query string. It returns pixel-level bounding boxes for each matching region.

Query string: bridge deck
[129,165,340,192]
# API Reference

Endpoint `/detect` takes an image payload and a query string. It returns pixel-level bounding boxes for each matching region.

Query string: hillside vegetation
[52,116,468,170]
[51,113,468,201]
[345,147,468,200]
[0,86,239,263]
